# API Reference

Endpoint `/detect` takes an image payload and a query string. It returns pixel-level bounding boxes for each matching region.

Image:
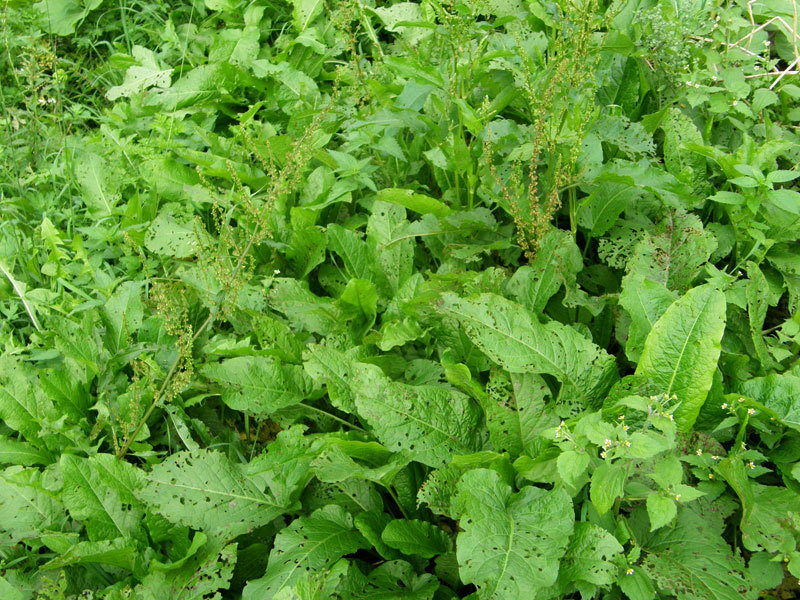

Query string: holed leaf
[439,293,618,407]
[453,469,574,600]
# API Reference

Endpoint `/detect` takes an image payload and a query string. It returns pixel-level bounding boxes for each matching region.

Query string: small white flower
[747,408,756,415]
[738,397,745,403]
[622,425,629,431]
[694,83,700,89]
[273,269,280,275]
[732,100,738,106]
[712,455,720,461]
[741,442,747,450]
[748,461,755,470]
[708,473,714,479]
[37,97,46,105]
[601,451,607,459]
[48,97,56,104]
[686,81,693,86]
[618,415,625,421]
[675,494,681,501]
[721,403,729,410]
[626,568,634,575]
[624,440,631,447]
[604,439,613,448]
[668,414,674,421]
[754,65,760,71]
[696,448,703,456]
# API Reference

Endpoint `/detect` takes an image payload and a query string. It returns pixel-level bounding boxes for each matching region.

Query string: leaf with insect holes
[136,449,289,539]
[439,293,618,407]
[453,469,574,600]
[242,505,368,599]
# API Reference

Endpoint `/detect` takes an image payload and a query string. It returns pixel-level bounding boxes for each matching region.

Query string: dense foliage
[1,0,800,598]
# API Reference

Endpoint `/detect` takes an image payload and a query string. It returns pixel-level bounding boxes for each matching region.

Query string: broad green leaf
[506,228,582,315]
[35,0,103,35]
[635,284,726,431]
[639,503,755,600]
[646,494,677,531]
[619,277,676,362]
[767,188,800,214]
[326,224,375,283]
[268,278,344,335]
[73,151,121,217]
[351,362,483,467]
[0,361,52,441]
[439,293,618,407]
[202,356,312,416]
[381,519,451,558]
[302,344,358,413]
[739,374,800,431]
[590,463,626,515]
[454,469,574,599]
[103,281,144,353]
[60,455,143,542]
[372,3,432,45]
[354,510,402,561]
[134,542,237,600]
[622,211,717,292]
[746,262,779,370]
[0,437,53,466]
[485,371,558,458]
[0,466,65,548]
[145,213,204,258]
[41,538,142,572]
[375,188,451,218]
[553,522,623,592]
[578,182,643,237]
[367,202,414,295]
[242,505,368,599]
[107,45,172,100]
[557,450,590,490]
[136,449,288,538]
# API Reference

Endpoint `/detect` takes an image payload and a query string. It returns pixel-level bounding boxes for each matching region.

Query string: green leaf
[60,454,143,542]
[107,45,172,100]
[578,182,643,237]
[639,502,756,600]
[134,542,237,600]
[292,0,322,31]
[374,188,451,218]
[35,0,103,35]
[557,451,590,490]
[439,293,618,407]
[73,150,121,217]
[709,191,745,205]
[739,374,800,431]
[0,361,51,441]
[0,437,53,466]
[506,228,583,315]
[619,278,676,363]
[381,519,451,558]
[145,213,204,258]
[242,505,367,599]
[590,463,626,515]
[136,449,288,538]
[202,356,313,416]
[351,363,483,467]
[484,371,558,458]
[556,522,623,588]
[103,281,144,353]
[646,494,677,531]
[0,466,65,547]
[634,284,726,431]
[767,188,800,214]
[454,469,574,599]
